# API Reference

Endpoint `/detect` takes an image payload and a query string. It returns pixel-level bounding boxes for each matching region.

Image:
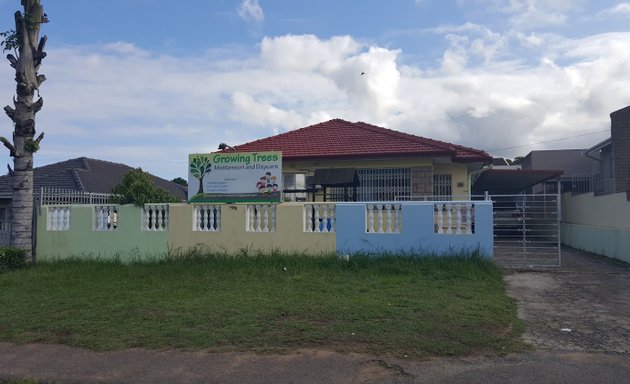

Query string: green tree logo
[189,156,212,194]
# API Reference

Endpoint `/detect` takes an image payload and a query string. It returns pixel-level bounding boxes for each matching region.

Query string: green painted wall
[562,223,630,264]
[36,205,169,261]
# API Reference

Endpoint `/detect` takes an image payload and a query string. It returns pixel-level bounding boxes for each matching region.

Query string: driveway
[1,247,629,383]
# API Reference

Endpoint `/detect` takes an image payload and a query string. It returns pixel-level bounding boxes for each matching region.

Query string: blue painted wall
[335,202,493,257]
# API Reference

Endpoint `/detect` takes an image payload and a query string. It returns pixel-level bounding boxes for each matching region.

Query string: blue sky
[1,0,629,179]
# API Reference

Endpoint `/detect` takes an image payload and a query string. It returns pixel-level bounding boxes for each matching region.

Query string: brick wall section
[610,106,630,194]
[411,166,433,196]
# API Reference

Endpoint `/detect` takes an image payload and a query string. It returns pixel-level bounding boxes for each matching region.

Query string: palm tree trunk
[1,1,48,262]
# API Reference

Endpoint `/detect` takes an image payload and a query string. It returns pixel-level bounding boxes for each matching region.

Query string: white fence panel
[303,204,336,233]
[434,202,474,234]
[366,203,402,233]
[47,206,71,231]
[94,206,119,231]
[247,204,276,232]
[193,205,221,231]
[143,204,169,231]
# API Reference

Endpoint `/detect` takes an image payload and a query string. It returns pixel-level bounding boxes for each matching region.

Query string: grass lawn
[0,254,525,359]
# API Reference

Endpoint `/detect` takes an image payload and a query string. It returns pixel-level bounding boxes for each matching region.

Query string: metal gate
[490,193,561,268]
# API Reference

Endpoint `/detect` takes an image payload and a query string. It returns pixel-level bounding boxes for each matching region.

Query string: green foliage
[24,138,39,153]
[110,168,179,206]
[189,156,211,180]
[0,30,18,53]
[170,177,188,186]
[0,247,27,272]
[189,156,212,194]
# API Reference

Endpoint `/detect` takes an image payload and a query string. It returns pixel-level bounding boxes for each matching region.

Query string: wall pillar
[411,166,433,197]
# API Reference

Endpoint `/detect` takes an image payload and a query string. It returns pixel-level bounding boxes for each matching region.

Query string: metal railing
[40,187,113,206]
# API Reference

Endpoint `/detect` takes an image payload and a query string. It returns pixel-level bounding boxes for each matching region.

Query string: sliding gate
[490,193,561,268]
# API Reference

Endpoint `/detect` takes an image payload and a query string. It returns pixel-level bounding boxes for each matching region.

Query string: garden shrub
[0,246,27,272]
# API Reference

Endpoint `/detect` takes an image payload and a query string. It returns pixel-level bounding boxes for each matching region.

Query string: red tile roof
[232,119,491,163]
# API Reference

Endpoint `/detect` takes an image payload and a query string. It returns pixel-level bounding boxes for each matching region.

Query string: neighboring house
[582,105,630,195]
[561,105,630,263]
[0,157,186,246]
[520,149,598,193]
[228,119,492,201]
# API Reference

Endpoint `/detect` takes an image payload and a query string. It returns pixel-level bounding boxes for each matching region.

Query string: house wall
[283,158,470,198]
[433,163,469,196]
[36,205,168,261]
[611,106,630,193]
[0,199,11,247]
[335,202,493,257]
[561,192,630,263]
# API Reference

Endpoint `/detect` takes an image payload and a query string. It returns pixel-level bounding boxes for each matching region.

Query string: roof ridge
[70,168,87,191]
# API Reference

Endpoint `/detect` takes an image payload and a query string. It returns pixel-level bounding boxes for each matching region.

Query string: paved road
[1,247,629,384]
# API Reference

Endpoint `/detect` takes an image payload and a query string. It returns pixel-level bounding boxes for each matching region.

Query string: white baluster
[330,204,336,233]
[194,206,201,231]
[393,204,401,233]
[305,205,313,232]
[144,206,151,231]
[163,206,169,231]
[321,204,329,233]
[96,206,104,231]
[207,206,214,231]
[255,205,262,232]
[455,204,462,234]
[385,203,392,233]
[465,204,473,234]
[215,206,221,231]
[270,205,276,231]
[313,204,321,233]
[56,207,64,230]
[247,205,254,231]
[436,204,444,234]
[377,204,384,233]
[367,204,374,233]
[445,204,452,234]
[63,207,71,230]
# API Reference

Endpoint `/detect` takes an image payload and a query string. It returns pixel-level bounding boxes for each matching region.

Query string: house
[561,105,630,263]
[0,157,186,246]
[228,119,492,202]
[520,149,598,193]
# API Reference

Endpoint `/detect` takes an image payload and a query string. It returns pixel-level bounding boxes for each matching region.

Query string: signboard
[188,151,282,203]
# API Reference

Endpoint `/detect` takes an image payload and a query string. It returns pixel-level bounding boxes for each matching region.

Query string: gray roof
[0,157,186,200]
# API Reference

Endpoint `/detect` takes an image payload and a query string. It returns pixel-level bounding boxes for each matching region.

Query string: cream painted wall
[562,192,630,231]
[433,163,469,197]
[167,203,335,254]
[283,157,471,199]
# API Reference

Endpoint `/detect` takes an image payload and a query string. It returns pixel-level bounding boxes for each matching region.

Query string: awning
[472,169,564,195]
[307,168,358,187]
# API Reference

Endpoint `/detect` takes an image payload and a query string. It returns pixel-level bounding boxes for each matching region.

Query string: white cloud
[470,0,584,28]
[237,0,264,23]
[597,2,630,17]
[2,30,627,178]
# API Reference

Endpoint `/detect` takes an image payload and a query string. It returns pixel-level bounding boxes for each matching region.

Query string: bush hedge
[0,247,27,272]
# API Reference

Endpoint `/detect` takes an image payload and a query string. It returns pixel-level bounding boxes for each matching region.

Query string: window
[433,174,452,199]
[0,207,6,231]
[356,168,412,201]
[282,173,306,202]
